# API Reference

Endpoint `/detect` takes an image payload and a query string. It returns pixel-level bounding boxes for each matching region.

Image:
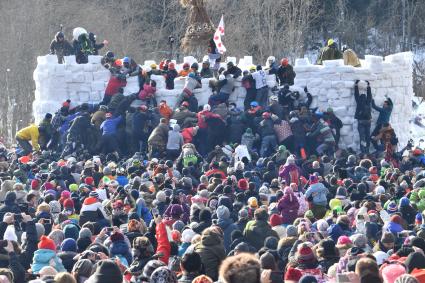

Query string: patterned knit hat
[285,267,303,282]
[296,244,315,263]
[142,260,166,279]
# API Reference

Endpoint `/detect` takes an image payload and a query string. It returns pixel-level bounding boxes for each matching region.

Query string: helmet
[289,111,298,118]
[267,56,276,63]
[150,63,157,69]
[191,62,199,70]
[281,58,289,66]
[106,51,114,58]
[327,39,335,46]
[262,112,271,119]
[122,57,130,63]
[250,101,258,107]
[249,65,256,71]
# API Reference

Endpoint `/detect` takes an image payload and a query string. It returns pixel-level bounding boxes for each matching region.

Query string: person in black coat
[192,209,212,234]
[324,108,343,148]
[354,80,372,154]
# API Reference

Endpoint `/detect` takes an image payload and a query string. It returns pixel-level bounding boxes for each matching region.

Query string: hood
[33,249,56,263]
[172,124,180,132]
[201,230,223,246]
[4,191,16,205]
[110,240,130,256]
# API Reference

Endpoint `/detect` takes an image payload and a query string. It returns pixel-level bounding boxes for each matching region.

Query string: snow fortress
[33,52,414,150]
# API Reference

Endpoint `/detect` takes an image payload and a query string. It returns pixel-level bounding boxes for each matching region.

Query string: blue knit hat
[64,224,79,240]
[399,197,410,208]
[61,238,77,252]
[387,201,398,214]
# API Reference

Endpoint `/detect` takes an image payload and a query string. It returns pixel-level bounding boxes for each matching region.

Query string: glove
[355,80,360,85]
[304,87,308,93]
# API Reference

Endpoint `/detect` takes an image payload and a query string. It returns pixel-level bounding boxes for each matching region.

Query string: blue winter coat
[31,249,66,274]
[217,218,239,253]
[305,183,329,206]
[110,240,132,266]
[136,198,153,226]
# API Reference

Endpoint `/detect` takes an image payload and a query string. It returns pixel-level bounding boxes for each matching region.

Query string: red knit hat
[63,199,74,209]
[269,214,283,227]
[38,235,56,251]
[238,179,248,190]
[296,244,315,263]
[284,267,303,281]
[84,176,94,186]
[44,182,54,191]
[171,230,181,242]
[336,235,353,246]
[31,179,40,189]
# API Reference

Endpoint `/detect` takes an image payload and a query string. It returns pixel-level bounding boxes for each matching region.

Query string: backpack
[183,154,198,168]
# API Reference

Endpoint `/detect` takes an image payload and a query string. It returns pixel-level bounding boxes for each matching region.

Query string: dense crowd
[0,34,423,283]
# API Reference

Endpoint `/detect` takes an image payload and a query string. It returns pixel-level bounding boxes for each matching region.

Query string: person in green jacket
[243,208,279,251]
[316,39,343,65]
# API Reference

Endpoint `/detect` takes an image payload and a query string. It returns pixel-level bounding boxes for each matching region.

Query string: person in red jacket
[102,62,127,105]
[197,104,222,156]
[138,80,157,107]
[182,126,199,144]
[155,215,171,265]
[278,186,300,224]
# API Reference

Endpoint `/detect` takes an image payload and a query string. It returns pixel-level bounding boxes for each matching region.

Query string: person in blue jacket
[371,97,393,150]
[304,175,329,219]
[98,113,123,154]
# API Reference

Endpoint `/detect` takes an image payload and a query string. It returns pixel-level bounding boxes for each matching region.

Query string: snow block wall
[292,52,414,149]
[33,52,414,150]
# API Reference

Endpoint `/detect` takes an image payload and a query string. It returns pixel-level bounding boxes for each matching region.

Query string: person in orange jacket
[155,215,170,265]
[158,100,173,122]
[179,62,191,77]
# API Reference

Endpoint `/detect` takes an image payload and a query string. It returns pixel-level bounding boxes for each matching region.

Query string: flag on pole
[213,15,226,54]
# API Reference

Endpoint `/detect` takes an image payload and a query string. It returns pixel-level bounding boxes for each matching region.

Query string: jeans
[358,120,371,154]
[255,87,269,108]
[16,137,33,155]
[260,135,277,157]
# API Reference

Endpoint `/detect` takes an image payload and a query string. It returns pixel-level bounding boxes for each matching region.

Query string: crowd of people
[0,35,424,283]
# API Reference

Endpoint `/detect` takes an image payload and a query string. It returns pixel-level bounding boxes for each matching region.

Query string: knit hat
[61,190,71,199]
[382,232,396,244]
[49,200,61,214]
[238,179,248,190]
[285,267,303,282]
[172,220,185,232]
[399,197,410,207]
[38,235,56,251]
[350,233,368,248]
[373,251,389,265]
[61,238,77,252]
[156,191,166,202]
[387,201,398,213]
[72,259,93,279]
[49,229,65,247]
[110,232,125,242]
[85,176,94,186]
[64,224,79,240]
[142,260,166,279]
[79,227,92,239]
[171,230,181,242]
[31,179,40,189]
[238,208,248,219]
[299,275,318,283]
[69,183,78,192]
[192,275,213,283]
[335,187,348,199]
[216,205,230,220]
[86,259,122,283]
[336,236,353,247]
[296,244,315,263]
[309,175,318,184]
[381,263,406,283]
[182,229,197,243]
[89,191,99,199]
[248,197,258,208]
[375,186,386,195]
[150,266,177,283]
[269,214,283,227]
[254,208,268,221]
[286,225,298,237]
[63,198,74,209]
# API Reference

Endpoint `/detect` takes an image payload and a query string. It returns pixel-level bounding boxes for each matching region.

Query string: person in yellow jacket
[15,124,40,155]
[342,45,361,67]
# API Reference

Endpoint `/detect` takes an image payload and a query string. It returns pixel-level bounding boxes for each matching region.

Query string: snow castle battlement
[33,52,414,150]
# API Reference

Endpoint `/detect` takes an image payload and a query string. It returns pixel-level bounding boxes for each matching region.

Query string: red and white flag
[213,15,226,54]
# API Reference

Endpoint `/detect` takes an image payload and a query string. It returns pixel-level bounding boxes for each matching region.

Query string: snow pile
[33,52,414,150]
